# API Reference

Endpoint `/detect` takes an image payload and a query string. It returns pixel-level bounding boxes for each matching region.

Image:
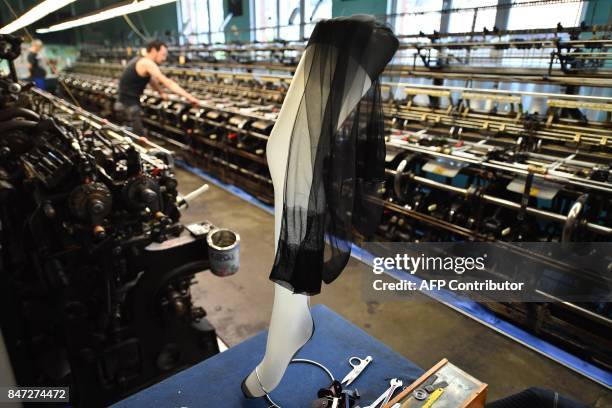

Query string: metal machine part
[68,182,113,233]
[0,40,241,407]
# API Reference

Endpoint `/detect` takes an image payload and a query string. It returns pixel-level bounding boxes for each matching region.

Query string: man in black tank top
[115,40,199,135]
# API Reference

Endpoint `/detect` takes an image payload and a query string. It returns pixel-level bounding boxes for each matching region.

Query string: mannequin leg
[241,284,313,397]
[241,48,314,398]
[241,43,373,398]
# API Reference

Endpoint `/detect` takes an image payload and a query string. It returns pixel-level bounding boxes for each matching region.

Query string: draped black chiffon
[269,15,399,295]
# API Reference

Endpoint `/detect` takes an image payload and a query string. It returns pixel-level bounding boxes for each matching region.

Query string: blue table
[113,305,423,407]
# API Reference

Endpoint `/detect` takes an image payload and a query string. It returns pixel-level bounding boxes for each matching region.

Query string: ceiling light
[0,0,76,35]
[36,0,176,34]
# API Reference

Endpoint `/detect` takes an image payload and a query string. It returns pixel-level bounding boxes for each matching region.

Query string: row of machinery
[56,27,612,378]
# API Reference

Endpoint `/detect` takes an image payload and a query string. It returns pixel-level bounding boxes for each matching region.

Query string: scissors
[341,355,373,386]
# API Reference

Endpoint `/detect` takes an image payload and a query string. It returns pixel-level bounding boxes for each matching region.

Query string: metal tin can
[206,228,240,277]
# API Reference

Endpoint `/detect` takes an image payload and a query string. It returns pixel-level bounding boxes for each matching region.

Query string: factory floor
[175,167,610,407]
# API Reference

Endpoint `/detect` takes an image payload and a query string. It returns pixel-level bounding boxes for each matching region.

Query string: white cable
[259,358,335,408]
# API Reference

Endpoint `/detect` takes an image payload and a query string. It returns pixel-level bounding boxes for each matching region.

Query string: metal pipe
[385,168,611,236]
[387,140,612,193]
[0,119,38,134]
[69,60,612,88]
[0,107,40,122]
[59,74,612,193]
[70,61,612,103]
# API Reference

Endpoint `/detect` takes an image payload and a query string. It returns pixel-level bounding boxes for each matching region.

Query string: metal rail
[385,168,611,236]
[60,72,611,194]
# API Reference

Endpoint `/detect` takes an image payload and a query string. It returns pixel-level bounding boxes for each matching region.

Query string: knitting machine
[61,70,278,204]
[0,35,235,407]
[56,28,611,374]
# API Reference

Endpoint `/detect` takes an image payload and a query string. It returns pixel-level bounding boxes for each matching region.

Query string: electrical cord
[136,13,151,38]
[255,358,335,408]
[123,15,148,42]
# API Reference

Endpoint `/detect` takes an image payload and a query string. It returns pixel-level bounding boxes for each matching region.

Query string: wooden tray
[384,358,487,408]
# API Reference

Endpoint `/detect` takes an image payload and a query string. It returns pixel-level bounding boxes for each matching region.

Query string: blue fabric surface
[113,304,423,407]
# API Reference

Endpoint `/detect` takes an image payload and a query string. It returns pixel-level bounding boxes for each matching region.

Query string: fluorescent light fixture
[36,0,177,34]
[0,0,76,34]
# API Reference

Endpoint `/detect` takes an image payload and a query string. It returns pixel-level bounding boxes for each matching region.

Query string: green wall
[71,0,179,46]
[582,0,612,25]
[332,0,388,20]
[581,0,612,67]
[223,0,252,43]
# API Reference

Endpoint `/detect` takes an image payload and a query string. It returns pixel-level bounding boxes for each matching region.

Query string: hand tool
[424,381,448,394]
[380,378,403,407]
[363,378,402,408]
[422,388,445,408]
[413,374,440,400]
[341,356,373,386]
[413,389,428,400]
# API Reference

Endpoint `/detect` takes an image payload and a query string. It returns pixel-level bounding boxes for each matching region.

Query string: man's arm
[27,53,34,76]
[141,59,199,105]
[149,76,168,100]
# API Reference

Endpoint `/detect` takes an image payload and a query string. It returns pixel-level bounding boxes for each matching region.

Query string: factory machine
[61,70,278,204]
[57,23,611,375]
[0,35,236,407]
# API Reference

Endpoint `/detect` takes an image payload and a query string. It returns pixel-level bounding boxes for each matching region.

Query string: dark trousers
[31,77,46,90]
[114,101,146,136]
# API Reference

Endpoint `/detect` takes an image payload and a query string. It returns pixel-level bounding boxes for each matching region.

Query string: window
[394,0,443,36]
[253,0,278,42]
[447,0,497,33]
[507,0,584,30]
[279,1,301,41]
[178,0,225,44]
[209,0,226,44]
[304,0,332,22]
[304,0,332,37]
[179,0,210,44]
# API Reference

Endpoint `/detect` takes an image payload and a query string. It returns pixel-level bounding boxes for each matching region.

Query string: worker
[115,39,199,135]
[27,39,47,90]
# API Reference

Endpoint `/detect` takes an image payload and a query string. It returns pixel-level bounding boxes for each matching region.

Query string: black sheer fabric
[269,15,399,295]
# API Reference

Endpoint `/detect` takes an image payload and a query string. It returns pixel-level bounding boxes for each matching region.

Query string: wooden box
[385,358,487,408]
